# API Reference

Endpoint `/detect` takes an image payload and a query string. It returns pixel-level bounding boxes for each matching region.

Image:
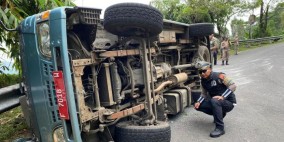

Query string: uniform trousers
[212,51,218,65]
[196,98,234,130]
[222,49,229,61]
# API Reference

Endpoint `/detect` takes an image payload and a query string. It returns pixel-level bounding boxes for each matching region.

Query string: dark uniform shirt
[201,72,236,104]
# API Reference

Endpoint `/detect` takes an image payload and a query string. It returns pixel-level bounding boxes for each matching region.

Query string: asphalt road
[169,42,284,142]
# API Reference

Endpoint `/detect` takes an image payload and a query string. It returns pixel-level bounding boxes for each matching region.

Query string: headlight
[37,22,51,57]
[53,127,65,142]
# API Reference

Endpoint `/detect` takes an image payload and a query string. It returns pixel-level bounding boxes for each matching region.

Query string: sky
[74,0,151,18]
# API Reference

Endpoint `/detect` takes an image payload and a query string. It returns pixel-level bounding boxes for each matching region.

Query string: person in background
[221,37,230,65]
[220,37,224,59]
[234,35,239,55]
[209,34,219,65]
[194,61,237,138]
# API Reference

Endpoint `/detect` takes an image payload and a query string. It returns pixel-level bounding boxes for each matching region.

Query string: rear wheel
[191,45,210,92]
[115,121,171,142]
[197,45,210,62]
[104,3,163,37]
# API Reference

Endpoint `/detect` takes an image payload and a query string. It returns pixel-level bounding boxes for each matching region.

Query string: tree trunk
[259,0,264,37]
[217,25,221,35]
[264,5,269,36]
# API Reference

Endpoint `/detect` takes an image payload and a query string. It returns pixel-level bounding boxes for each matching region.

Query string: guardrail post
[246,43,250,48]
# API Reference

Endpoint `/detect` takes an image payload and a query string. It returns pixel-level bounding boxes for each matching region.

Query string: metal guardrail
[0,83,24,113]
[237,35,283,45]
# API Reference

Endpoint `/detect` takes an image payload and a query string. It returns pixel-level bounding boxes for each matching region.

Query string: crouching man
[194,61,237,138]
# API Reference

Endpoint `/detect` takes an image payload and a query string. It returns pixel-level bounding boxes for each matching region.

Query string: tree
[207,0,250,37]
[0,0,75,74]
[267,2,284,35]
[256,0,282,37]
[150,0,183,21]
[180,0,212,23]
[151,0,247,36]
[235,0,284,38]
[230,18,247,39]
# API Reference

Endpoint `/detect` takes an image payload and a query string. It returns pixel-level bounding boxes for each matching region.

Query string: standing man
[234,35,239,55]
[209,34,219,65]
[221,37,230,65]
[194,61,237,138]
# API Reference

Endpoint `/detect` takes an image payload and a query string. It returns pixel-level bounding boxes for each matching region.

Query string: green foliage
[251,26,260,39]
[182,0,212,23]
[151,0,283,38]
[231,18,247,38]
[150,0,184,21]
[0,74,21,88]
[150,0,214,23]
[151,0,245,36]
[208,0,244,36]
[0,45,9,74]
[268,2,284,36]
[0,62,9,74]
[248,2,284,38]
[0,0,75,74]
[229,1,284,39]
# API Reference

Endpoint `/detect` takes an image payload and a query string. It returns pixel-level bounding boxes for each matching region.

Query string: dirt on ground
[0,107,32,142]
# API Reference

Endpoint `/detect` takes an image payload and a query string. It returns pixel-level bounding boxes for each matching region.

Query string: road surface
[170,42,284,142]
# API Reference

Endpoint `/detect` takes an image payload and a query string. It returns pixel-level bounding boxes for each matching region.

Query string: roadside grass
[0,106,31,141]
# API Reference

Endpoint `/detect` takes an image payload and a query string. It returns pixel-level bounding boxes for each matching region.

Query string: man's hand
[213,96,224,100]
[194,102,200,109]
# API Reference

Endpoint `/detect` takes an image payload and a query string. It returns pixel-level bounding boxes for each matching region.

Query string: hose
[126,58,135,97]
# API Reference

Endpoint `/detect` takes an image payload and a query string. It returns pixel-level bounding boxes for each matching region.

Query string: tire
[188,23,214,37]
[115,121,171,142]
[192,46,210,91]
[104,3,163,37]
[197,45,210,62]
